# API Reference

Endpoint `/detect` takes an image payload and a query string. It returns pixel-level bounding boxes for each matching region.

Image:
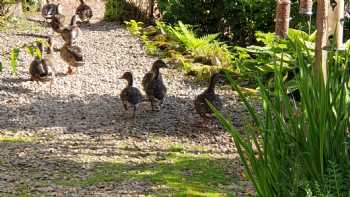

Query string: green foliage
[105,0,124,21]
[156,0,309,46]
[210,43,350,196]
[1,39,45,73]
[22,0,40,12]
[158,21,232,67]
[105,0,150,22]
[0,58,3,72]
[232,29,315,90]
[10,48,19,73]
[124,20,143,36]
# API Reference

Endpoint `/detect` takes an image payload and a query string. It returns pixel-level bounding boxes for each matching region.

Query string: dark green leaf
[10,48,20,74]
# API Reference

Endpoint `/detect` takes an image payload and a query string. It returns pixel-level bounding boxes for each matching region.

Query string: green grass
[54,152,238,196]
[0,16,41,33]
[0,135,35,143]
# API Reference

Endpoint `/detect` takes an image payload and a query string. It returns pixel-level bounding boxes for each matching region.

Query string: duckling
[60,38,84,75]
[42,37,55,74]
[120,72,143,118]
[29,39,55,89]
[29,42,48,82]
[75,0,93,23]
[60,14,80,44]
[194,73,223,126]
[41,0,59,22]
[50,4,65,33]
[142,59,167,110]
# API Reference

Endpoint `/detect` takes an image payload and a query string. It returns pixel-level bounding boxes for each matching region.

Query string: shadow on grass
[0,135,240,196]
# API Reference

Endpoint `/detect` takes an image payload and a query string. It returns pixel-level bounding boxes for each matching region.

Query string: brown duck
[142,59,167,110]
[75,0,93,23]
[60,14,80,44]
[194,73,223,125]
[120,72,143,118]
[60,38,84,75]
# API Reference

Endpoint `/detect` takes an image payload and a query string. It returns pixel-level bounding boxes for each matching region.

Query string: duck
[50,4,65,33]
[29,38,55,87]
[60,39,84,75]
[120,72,143,118]
[194,73,223,125]
[41,0,59,22]
[60,14,80,44]
[75,0,93,23]
[142,59,167,110]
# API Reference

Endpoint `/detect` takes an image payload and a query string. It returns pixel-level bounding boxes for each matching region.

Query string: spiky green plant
[209,41,350,196]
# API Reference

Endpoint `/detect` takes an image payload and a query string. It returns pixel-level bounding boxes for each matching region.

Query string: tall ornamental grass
[210,40,350,196]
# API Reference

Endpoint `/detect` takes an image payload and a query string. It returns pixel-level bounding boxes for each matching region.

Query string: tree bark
[299,0,313,15]
[148,0,154,18]
[275,0,291,38]
[315,0,329,83]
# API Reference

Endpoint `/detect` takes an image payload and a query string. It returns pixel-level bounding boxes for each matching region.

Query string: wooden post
[335,0,344,49]
[315,0,329,83]
[299,0,313,15]
[327,0,344,48]
[275,0,291,38]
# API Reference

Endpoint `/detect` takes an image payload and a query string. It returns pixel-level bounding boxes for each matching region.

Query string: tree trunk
[299,0,313,15]
[315,0,329,83]
[275,0,291,38]
[148,0,154,18]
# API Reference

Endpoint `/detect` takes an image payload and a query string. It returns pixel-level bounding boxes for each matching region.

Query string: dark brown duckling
[60,39,84,75]
[29,39,55,87]
[50,4,65,33]
[142,59,167,110]
[194,73,223,126]
[120,72,143,118]
[41,0,59,22]
[61,14,80,45]
[75,0,93,23]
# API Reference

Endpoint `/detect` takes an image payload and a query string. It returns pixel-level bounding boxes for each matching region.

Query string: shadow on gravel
[0,91,240,138]
[0,84,33,94]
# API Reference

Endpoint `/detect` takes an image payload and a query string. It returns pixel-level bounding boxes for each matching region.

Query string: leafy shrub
[232,29,315,90]
[124,20,143,36]
[105,0,150,22]
[156,0,288,46]
[211,43,350,196]
[157,21,232,67]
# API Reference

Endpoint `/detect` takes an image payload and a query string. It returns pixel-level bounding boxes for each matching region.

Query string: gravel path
[0,3,253,196]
